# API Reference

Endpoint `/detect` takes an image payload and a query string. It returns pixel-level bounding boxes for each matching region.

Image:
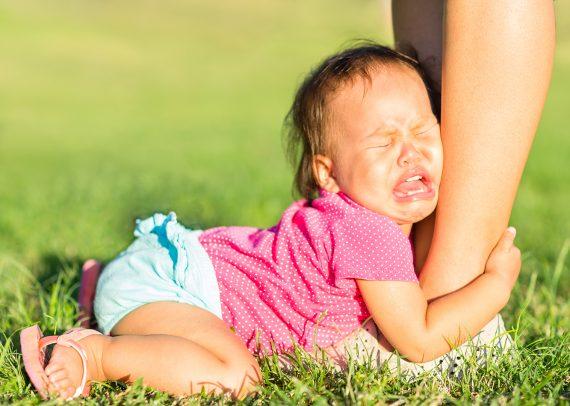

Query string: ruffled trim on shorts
[131,212,223,319]
[134,212,189,274]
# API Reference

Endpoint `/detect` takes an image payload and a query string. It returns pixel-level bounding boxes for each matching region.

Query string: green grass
[0,0,569,403]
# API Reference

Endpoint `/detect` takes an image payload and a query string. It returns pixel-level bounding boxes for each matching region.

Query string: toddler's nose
[398,142,421,167]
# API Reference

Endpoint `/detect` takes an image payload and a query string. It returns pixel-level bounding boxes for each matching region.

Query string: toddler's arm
[357,227,520,363]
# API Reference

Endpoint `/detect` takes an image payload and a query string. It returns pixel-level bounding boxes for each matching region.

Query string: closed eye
[366,140,392,149]
[414,122,438,136]
[366,134,393,149]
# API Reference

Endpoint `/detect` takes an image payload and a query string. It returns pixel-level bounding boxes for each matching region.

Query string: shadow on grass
[0,252,94,349]
[34,252,86,290]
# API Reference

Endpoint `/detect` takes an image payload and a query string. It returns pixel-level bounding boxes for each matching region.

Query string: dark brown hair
[284,42,436,201]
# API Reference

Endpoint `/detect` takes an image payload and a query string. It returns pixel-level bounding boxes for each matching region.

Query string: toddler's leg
[44,302,261,399]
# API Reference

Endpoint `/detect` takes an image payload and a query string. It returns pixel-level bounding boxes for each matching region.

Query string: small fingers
[497,227,517,251]
[511,246,521,259]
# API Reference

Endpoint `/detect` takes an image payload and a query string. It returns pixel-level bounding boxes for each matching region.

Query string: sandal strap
[37,328,101,400]
[38,335,58,349]
[60,328,101,342]
[56,338,89,399]
[57,329,101,399]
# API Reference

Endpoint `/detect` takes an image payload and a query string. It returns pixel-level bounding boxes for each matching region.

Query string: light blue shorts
[94,212,223,335]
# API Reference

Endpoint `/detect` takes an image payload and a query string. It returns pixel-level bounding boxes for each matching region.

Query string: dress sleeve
[330,211,418,285]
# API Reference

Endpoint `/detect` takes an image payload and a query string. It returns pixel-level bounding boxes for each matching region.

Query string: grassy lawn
[0,0,568,403]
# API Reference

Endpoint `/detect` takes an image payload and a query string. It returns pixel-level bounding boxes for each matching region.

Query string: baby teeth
[405,175,422,182]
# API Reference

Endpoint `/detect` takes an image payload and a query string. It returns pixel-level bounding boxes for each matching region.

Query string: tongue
[394,180,427,194]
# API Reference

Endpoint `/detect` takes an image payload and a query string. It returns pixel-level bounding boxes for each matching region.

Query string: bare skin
[392,0,555,299]
[38,1,555,397]
[328,0,555,359]
[312,66,521,362]
[357,227,520,362]
[43,227,519,397]
[44,302,261,399]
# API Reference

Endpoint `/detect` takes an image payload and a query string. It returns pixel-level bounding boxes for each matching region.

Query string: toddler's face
[316,65,443,230]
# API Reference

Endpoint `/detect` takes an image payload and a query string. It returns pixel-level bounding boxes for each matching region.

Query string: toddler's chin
[368,197,437,225]
[394,203,437,225]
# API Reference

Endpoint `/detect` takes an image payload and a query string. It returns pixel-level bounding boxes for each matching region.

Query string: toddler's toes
[40,373,50,388]
[50,377,73,398]
[48,351,68,367]
[43,343,86,398]
[45,361,64,376]
[46,377,63,394]
[47,379,62,396]
[58,379,75,399]
[47,369,68,386]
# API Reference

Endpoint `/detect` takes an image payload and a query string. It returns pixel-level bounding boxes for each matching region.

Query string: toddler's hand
[484,227,521,291]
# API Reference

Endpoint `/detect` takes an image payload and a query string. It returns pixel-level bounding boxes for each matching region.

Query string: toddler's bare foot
[44,335,108,399]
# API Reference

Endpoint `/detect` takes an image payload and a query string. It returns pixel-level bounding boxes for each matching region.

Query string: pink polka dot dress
[199,190,418,355]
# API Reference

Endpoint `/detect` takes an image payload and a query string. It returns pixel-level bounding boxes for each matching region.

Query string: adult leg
[330,1,554,368]
[392,0,555,299]
[392,0,443,98]
[44,302,261,399]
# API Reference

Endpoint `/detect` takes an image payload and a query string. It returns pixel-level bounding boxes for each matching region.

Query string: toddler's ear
[312,155,340,193]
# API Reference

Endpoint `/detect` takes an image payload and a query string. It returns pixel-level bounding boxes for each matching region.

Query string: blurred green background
[0,2,568,403]
[0,0,569,273]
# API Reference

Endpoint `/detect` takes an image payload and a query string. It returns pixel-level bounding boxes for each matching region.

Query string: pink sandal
[78,259,102,329]
[20,325,102,400]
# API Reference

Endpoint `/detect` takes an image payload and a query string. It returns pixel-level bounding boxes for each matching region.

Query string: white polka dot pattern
[198,190,417,355]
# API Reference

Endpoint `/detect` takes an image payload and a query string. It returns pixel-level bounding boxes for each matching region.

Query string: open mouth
[393,170,435,201]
